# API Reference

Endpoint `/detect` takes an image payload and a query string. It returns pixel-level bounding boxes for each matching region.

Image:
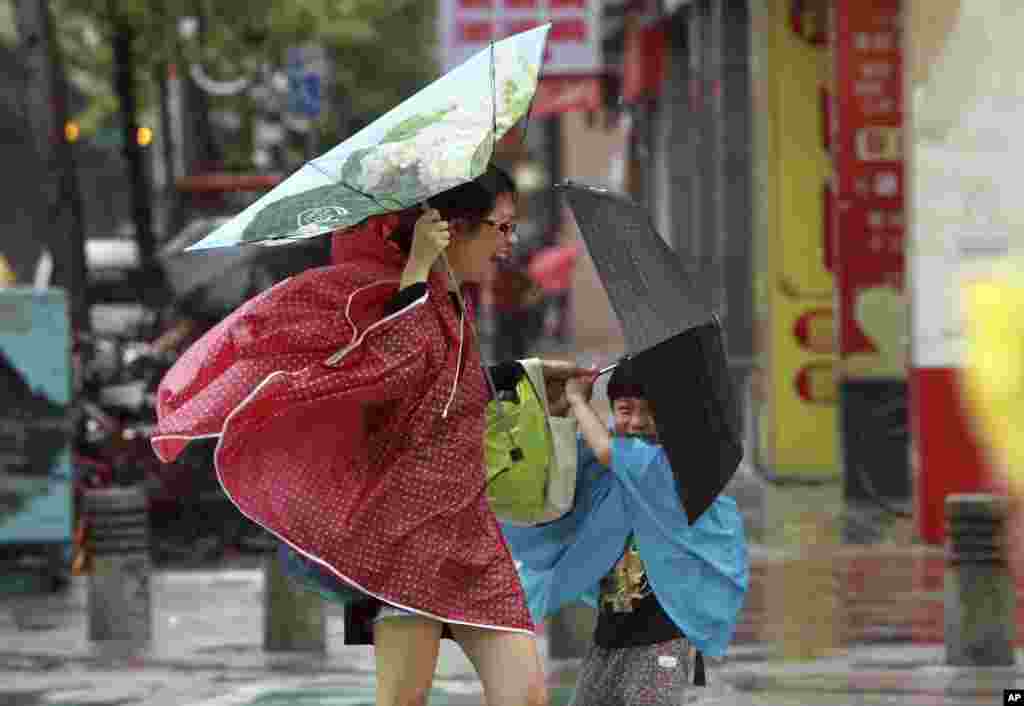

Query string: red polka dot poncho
[151,214,533,634]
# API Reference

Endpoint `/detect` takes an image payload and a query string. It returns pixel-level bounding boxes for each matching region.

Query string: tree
[53,0,439,157]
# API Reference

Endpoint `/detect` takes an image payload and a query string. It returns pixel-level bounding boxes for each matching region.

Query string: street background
[4,0,1024,703]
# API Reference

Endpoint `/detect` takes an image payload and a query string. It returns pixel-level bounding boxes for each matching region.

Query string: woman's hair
[607,357,647,404]
[389,164,517,253]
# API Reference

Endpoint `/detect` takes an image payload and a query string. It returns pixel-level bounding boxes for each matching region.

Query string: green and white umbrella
[189,25,550,251]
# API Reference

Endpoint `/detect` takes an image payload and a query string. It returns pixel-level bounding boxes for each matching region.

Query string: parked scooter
[71,331,271,572]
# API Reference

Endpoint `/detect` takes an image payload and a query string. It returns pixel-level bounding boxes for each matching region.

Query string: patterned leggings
[569,638,699,706]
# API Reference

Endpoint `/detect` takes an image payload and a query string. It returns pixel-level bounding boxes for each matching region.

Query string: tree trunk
[186,0,221,173]
[14,0,89,330]
[156,63,173,192]
[111,20,155,263]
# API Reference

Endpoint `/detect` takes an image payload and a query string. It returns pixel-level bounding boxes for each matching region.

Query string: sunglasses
[482,219,518,236]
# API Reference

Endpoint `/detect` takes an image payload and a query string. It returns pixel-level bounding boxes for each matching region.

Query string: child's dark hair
[607,358,647,404]
[389,165,517,253]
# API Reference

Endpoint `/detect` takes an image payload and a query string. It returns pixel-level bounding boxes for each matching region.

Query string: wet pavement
[3,538,1024,705]
[4,465,1024,704]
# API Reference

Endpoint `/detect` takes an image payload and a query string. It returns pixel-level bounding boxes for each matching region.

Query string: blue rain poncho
[501,435,749,657]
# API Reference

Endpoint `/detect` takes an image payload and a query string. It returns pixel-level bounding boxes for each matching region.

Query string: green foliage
[47,0,438,161]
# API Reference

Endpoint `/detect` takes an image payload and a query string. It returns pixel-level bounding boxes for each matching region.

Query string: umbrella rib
[307,159,336,182]
[490,40,497,164]
[304,157,409,212]
[340,181,408,211]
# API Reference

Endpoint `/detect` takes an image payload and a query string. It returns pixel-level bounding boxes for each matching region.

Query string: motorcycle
[71,331,272,572]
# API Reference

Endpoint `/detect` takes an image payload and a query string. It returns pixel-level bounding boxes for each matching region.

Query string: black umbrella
[558,182,742,524]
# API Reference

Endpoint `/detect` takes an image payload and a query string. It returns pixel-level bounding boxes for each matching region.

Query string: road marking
[44,689,99,704]
[160,570,262,585]
[187,683,279,706]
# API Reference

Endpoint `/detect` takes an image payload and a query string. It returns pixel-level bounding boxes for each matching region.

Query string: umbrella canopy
[188,26,550,251]
[558,182,743,524]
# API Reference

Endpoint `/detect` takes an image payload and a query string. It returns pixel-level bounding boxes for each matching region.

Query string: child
[501,358,749,706]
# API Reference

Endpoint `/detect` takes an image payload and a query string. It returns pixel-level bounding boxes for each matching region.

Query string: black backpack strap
[694,650,706,686]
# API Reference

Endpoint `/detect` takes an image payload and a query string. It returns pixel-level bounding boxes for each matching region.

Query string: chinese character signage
[0,288,72,545]
[440,0,602,75]
[832,0,907,380]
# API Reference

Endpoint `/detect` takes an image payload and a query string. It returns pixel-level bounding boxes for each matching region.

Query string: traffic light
[136,126,153,147]
[64,120,80,143]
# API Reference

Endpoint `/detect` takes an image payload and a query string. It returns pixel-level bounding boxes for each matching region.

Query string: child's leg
[618,638,694,706]
[569,644,627,706]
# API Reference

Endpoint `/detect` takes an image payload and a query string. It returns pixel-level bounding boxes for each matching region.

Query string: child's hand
[541,359,595,416]
[565,374,595,404]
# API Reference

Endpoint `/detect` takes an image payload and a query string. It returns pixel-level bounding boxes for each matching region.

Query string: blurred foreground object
[961,262,1024,581]
[961,268,1024,491]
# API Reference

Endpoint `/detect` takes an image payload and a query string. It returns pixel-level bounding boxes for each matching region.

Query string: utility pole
[14,0,89,331]
[544,115,563,247]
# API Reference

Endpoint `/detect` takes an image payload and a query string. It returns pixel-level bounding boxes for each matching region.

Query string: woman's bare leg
[450,624,548,706]
[374,616,444,706]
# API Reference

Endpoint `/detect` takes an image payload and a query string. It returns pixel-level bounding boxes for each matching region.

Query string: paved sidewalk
[3,566,1024,705]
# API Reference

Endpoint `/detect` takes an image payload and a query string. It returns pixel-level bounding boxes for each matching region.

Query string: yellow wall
[751,0,839,477]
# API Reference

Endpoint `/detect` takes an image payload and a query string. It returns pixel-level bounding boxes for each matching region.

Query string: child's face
[612,397,659,442]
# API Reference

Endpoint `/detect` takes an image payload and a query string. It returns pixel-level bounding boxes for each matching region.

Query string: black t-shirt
[594,591,683,649]
[593,534,683,649]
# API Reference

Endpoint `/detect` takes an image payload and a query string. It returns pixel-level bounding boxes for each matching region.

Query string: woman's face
[448,192,518,284]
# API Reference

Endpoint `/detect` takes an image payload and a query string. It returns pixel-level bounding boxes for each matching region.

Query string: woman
[152,166,586,706]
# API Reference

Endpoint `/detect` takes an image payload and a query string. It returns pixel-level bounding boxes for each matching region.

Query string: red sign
[833,201,905,354]
[831,0,904,366]
[531,76,603,117]
[833,0,902,199]
[440,0,601,76]
[622,17,666,103]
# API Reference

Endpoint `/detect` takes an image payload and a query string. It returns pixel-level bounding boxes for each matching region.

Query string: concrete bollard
[944,493,1016,666]
[85,487,151,643]
[263,550,326,652]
